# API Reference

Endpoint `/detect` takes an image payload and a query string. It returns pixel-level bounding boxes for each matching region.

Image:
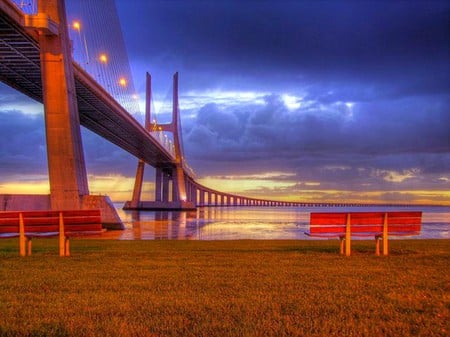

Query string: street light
[119,77,127,87]
[99,53,108,64]
[72,20,89,65]
[72,21,81,31]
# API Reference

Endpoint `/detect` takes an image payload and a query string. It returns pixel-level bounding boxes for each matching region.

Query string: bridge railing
[149,122,176,158]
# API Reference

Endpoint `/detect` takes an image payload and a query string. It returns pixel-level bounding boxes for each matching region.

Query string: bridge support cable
[65,0,141,121]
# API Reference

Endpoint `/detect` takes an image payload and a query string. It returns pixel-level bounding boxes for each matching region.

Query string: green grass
[0,239,449,337]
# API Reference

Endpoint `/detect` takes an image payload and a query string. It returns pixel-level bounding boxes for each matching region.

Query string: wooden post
[65,238,70,257]
[27,238,32,256]
[345,213,351,256]
[339,237,345,255]
[375,236,380,256]
[383,213,389,256]
[59,212,66,257]
[19,213,26,257]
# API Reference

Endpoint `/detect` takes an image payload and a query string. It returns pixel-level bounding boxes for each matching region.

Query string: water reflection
[109,205,450,240]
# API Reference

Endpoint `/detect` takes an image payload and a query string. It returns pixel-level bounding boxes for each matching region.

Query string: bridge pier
[37,0,88,210]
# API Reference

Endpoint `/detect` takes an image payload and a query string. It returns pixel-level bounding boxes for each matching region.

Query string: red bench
[0,210,103,256]
[304,211,422,256]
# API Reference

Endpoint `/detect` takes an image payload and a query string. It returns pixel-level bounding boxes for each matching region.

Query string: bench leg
[19,234,26,257]
[26,238,32,256]
[375,236,381,256]
[65,237,70,257]
[345,214,351,256]
[339,237,345,255]
[383,235,389,256]
[382,213,389,256]
[19,213,26,257]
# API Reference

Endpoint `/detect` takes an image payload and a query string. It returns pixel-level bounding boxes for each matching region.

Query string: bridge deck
[0,0,174,167]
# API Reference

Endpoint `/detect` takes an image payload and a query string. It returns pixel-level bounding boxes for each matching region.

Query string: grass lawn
[0,239,449,337]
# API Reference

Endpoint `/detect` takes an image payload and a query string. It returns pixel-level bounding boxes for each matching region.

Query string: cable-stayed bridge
[0,0,372,228]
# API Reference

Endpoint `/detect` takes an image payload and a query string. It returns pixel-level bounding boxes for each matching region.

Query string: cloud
[185,93,449,158]
[119,1,450,96]
[0,106,142,181]
[0,110,47,178]
[182,89,450,197]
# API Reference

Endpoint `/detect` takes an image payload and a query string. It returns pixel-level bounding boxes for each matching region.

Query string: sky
[0,0,449,205]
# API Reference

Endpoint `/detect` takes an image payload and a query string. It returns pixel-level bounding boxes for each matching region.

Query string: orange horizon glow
[0,174,448,206]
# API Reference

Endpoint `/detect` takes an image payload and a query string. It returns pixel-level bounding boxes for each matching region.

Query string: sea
[109,204,450,240]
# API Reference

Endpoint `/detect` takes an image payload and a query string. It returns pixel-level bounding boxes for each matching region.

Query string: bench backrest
[0,210,102,234]
[309,211,422,235]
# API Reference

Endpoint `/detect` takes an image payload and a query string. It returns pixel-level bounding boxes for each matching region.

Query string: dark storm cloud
[0,107,138,179]
[184,93,450,183]
[0,111,47,177]
[118,0,449,95]
[186,95,450,157]
[81,128,139,176]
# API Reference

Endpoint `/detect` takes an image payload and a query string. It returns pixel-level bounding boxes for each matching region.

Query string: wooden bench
[304,211,421,256]
[0,210,103,256]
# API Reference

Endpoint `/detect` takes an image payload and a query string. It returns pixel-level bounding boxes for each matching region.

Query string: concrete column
[38,0,88,209]
[155,168,162,202]
[200,190,205,206]
[172,167,179,202]
[186,181,191,202]
[191,185,197,204]
[185,181,190,202]
[162,172,170,202]
[130,160,144,208]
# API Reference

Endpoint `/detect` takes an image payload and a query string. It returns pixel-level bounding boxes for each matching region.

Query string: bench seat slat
[0,225,21,233]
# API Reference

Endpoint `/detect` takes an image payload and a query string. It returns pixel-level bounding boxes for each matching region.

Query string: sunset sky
[0,0,449,205]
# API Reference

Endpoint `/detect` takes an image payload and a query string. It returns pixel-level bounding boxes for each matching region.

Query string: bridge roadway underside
[0,3,174,168]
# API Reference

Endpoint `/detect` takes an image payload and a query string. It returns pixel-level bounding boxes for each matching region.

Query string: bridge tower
[36,0,88,210]
[124,72,195,210]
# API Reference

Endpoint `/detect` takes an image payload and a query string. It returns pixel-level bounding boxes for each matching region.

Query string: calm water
[110,204,450,240]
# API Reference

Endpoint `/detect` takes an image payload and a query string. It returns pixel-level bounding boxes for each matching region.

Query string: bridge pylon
[37,0,88,209]
[124,72,195,211]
